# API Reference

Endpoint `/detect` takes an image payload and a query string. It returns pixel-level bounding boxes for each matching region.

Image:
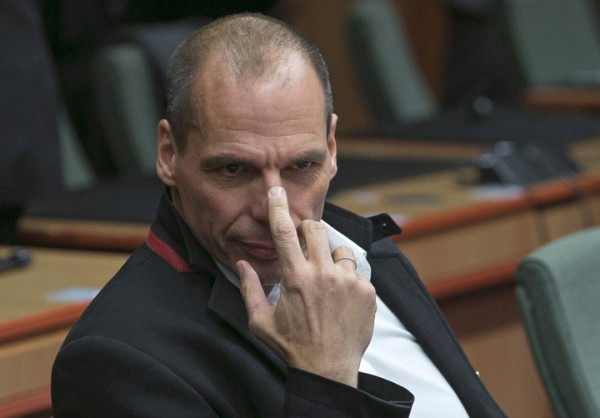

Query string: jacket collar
[322,202,401,250]
[148,188,221,275]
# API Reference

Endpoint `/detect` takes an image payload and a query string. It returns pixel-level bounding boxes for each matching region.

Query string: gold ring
[334,256,357,270]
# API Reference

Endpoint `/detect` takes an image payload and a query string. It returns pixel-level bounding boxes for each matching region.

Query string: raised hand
[238,186,377,387]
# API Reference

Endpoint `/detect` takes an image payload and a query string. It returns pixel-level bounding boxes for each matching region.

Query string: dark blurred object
[0,247,32,273]
[442,0,526,108]
[475,141,577,186]
[1,0,63,243]
[0,207,22,244]
[121,0,279,21]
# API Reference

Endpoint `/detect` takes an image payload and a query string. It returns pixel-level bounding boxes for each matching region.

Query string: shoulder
[65,243,215,346]
[52,334,214,417]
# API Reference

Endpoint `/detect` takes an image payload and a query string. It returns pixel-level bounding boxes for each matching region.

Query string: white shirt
[217,221,468,417]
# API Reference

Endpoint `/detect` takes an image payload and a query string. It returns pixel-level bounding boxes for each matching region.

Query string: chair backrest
[58,103,97,191]
[515,226,600,418]
[92,19,207,178]
[93,43,163,177]
[346,0,438,125]
[501,0,600,87]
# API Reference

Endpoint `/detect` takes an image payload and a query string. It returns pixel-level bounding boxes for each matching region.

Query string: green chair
[500,0,600,88]
[346,0,438,125]
[91,19,207,178]
[92,43,162,177]
[515,227,600,417]
[58,103,97,191]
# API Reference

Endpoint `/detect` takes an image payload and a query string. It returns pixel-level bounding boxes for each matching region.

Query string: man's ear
[156,119,178,187]
[328,113,338,180]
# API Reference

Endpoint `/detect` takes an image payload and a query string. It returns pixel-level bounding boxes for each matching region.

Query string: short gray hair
[165,13,333,153]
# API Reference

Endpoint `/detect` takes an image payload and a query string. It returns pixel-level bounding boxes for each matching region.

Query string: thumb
[238,260,269,325]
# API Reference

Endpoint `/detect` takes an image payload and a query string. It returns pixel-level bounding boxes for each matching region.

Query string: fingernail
[236,261,244,278]
[269,186,284,198]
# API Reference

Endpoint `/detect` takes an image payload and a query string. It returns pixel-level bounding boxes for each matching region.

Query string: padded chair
[58,103,97,191]
[347,0,438,125]
[498,0,600,114]
[515,227,600,418]
[500,0,600,89]
[91,18,209,178]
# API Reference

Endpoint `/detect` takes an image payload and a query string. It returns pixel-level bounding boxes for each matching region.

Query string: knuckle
[273,219,296,239]
[283,263,311,289]
[336,245,352,254]
[307,220,326,233]
[247,312,265,335]
[358,280,376,299]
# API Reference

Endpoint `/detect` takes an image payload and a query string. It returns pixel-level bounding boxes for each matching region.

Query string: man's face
[157,55,338,285]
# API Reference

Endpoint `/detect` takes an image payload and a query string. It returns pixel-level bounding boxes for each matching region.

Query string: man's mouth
[240,241,278,259]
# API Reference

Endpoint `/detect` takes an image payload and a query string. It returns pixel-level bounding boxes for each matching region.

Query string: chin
[251,262,282,286]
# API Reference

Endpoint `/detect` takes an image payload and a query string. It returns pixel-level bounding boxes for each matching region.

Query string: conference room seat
[515,227,600,418]
[498,0,600,114]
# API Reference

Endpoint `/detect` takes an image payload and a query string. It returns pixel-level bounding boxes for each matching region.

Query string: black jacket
[51,193,505,417]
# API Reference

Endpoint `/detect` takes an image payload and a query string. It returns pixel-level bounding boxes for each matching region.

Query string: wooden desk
[524,87,600,113]
[0,247,128,417]
[8,136,600,417]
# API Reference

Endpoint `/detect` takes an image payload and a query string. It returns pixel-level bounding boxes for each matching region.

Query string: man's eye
[295,161,313,171]
[222,163,241,175]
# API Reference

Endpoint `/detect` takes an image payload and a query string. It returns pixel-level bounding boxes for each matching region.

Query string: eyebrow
[200,149,329,170]
[200,155,246,170]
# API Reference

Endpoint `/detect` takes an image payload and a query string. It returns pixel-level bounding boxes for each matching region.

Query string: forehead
[187,54,327,151]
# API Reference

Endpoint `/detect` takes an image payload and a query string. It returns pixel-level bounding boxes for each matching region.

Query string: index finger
[268,187,304,271]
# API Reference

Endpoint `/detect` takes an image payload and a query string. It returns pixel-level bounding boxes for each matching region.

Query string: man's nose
[249,171,282,221]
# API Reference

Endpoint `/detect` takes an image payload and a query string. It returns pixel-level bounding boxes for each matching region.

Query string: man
[51,13,505,417]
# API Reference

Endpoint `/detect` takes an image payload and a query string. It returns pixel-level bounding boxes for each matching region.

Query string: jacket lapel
[370,249,501,416]
[207,273,287,374]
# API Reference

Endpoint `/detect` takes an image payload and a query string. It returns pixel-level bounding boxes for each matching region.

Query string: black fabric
[0,0,63,206]
[1,0,64,242]
[442,0,526,107]
[51,192,506,416]
[121,0,278,21]
[23,176,162,223]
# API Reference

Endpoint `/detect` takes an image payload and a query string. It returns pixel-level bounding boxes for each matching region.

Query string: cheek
[288,182,329,222]
[177,182,230,235]
[202,192,251,234]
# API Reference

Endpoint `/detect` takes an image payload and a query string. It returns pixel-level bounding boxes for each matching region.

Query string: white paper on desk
[471,185,525,201]
[46,286,100,303]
